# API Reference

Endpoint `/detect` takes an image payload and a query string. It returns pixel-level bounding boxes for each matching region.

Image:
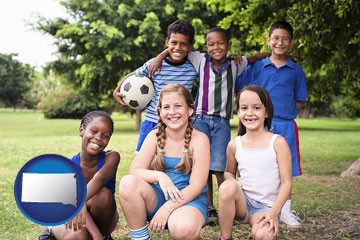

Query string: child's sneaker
[103,235,113,240]
[280,210,301,228]
[207,206,218,226]
[38,227,56,240]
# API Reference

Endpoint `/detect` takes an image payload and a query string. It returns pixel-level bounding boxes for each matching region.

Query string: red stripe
[294,120,302,175]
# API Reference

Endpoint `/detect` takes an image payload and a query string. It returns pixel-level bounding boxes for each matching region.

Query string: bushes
[41,87,98,119]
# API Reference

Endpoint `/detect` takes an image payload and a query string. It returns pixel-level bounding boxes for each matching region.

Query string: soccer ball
[119,75,154,110]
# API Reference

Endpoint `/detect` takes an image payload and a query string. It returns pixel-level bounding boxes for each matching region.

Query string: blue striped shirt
[135,58,197,123]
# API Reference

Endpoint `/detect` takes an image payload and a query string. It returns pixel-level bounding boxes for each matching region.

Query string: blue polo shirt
[236,57,307,120]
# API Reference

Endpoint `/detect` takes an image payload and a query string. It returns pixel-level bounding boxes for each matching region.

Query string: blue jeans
[192,114,231,172]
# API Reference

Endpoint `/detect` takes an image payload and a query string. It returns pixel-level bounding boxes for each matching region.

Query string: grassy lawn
[0,109,359,239]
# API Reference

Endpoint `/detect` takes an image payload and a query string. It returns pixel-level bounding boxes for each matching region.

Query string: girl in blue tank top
[119,84,210,240]
[39,111,120,240]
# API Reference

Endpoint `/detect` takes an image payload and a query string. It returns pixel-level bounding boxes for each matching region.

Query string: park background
[0,0,359,239]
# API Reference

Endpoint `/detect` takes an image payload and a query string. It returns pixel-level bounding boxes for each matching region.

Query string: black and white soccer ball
[119,75,154,110]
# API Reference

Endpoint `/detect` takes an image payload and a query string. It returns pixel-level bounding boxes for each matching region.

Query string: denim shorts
[192,114,231,172]
[240,192,272,224]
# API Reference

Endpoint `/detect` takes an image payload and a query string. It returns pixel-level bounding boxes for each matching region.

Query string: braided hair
[80,110,114,134]
[154,84,194,174]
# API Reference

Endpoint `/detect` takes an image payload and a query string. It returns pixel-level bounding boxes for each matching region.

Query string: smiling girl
[39,111,120,240]
[119,84,210,240]
[218,85,292,240]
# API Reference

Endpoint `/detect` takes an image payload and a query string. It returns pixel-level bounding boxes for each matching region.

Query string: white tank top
[235,134,280,206]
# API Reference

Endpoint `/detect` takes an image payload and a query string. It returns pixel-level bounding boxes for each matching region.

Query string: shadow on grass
[298,126,360,132]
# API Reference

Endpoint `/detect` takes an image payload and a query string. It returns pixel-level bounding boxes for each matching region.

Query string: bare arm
[296,101,305,109]
[247,52,271,64]
[148,49,169,77]
[255,136,292,237]
[256,135,292,236]
[129,130,164,181]
[224,139,238,181]
[67,150,120,231]
[113,72,135,107]
[271,136,292,215]
[86,150,120,200]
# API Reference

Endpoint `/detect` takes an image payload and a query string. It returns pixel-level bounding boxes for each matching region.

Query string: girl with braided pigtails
[119,84,210,240]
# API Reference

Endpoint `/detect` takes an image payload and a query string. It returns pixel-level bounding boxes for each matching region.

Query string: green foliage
[210,0,360,117]
[35,0,360,117]
[330,96,360,118]
[36,0,226,99]
[0,53,34,109]
[41,86,98,119]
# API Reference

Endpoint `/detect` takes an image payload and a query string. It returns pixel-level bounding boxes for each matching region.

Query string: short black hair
[206,27,230,42]
[269,21,294,39]
[167,20,195,43]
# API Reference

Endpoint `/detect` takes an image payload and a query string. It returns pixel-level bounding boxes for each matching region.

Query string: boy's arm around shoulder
[247,52,271,64]
[272,135,292,215]
[86,150,120,201]
[148,48,169,77]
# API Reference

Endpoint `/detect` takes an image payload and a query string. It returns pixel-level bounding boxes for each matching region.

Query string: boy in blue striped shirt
[113,20,197,153]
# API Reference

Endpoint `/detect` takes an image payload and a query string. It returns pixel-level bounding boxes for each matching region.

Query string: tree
[208,0,360,117]
[37,0,227,95]
[37,0,360,117]
[0,53,34,110]
[36,0,227,124]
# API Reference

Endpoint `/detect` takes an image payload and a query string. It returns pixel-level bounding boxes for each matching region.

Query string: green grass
[1,110,359,239]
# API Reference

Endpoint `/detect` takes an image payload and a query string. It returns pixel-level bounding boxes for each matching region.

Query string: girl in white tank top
[218,85,292,240]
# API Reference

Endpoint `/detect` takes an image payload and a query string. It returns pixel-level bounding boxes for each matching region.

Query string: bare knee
[118,175,141,201]
[63,234,87,240]
[252,225,275,240]
[88,187,113,209]
[169,221,201,240]
[219,179,238,201]
[53,225,88,240]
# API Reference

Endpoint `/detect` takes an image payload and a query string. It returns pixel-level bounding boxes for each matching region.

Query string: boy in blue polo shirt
[237,20,307,228]
[113,20,197,153]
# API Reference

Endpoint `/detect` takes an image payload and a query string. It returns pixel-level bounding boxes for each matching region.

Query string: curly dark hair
[167,19,195,44]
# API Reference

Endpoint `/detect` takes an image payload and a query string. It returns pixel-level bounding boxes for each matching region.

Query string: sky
[0,0,66,69]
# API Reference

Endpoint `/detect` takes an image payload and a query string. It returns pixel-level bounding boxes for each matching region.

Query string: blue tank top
[72,151,115,194]
[164,156,207,195]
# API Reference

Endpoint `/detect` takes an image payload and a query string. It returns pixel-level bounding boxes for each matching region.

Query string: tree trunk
[135,110,142,131]
[298,105,311,118]
[341,158,360,178]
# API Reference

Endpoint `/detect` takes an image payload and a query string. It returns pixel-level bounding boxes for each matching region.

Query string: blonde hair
[154,84,194,174]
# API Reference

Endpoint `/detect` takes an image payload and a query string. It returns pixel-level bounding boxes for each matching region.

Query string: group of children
[39,19,307,240]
